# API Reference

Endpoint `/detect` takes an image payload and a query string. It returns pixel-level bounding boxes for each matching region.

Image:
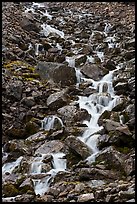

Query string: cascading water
[2,3,126,199]
[41,115,64,130]
[77,65,122,163]
[31,152,67,195]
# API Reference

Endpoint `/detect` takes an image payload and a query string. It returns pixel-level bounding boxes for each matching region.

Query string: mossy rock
[25,121,39,137]
[98,110,111,125]
[110,112,120,122]
[5,127,26,139]
[116,146,130,154]
[22,73,40,79]
[3,183,19,197]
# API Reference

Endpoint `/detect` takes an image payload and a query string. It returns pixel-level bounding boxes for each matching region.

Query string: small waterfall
[41,23,65,38]
[65,56,84,84]
[32,152,67,196]
[2,156,23,175]
[30,154,46,174]
[41,115,64,131]
[51,152,67,171]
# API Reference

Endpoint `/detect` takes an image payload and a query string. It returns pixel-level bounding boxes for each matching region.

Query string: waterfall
[31,152,67,196]
[2,156,23,175]
[65,56,84,84]
[41,115,64,131]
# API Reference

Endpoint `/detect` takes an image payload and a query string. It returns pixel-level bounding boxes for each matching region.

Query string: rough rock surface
[2,2,135,202]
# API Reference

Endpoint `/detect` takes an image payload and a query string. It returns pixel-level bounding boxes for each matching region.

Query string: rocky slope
[2,2,135,202]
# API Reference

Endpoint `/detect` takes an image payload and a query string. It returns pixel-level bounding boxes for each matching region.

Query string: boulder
[95,146,125,173]
[57,105,90,125]
[35,61,77,87]
[102,119,131,135]
[19,178,34,194]
[77,193,94,202]
[20,17,40,32]
[46,89,68,110]
[65,135,92,159]
[6,80,23,100]
[35,140,65,155]
[80,64,108,80]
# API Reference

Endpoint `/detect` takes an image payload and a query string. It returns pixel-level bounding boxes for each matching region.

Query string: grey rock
[20,17,40,32]
[80,64,108,80]
[47,89,68,110]
[6,80,23,100]
[36,61,77,87]
[21,96,35,107]
[65,135,92,159]
[77,193,94,202]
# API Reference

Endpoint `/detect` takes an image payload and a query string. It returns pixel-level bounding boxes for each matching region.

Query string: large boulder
[35,62,77,87]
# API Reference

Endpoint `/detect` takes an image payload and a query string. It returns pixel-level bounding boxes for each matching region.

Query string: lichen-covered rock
[19,178,34,194]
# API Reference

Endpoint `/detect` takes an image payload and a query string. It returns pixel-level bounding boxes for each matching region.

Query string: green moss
[22,73,40,79]
[25,121,39,136]
[3,184,19,197]
[116,146,130,154]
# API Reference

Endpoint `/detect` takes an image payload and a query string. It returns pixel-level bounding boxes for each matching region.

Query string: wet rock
[98,110,111,126]
[75,55,87,66]
[114,82,129,95]
[65,135,92,160]
[46,89,68,110]
[80,64,108,80]
[97,134,110,149]
[104,59,116,70]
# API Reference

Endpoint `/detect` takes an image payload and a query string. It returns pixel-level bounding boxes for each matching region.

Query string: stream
[2,2,127,200]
